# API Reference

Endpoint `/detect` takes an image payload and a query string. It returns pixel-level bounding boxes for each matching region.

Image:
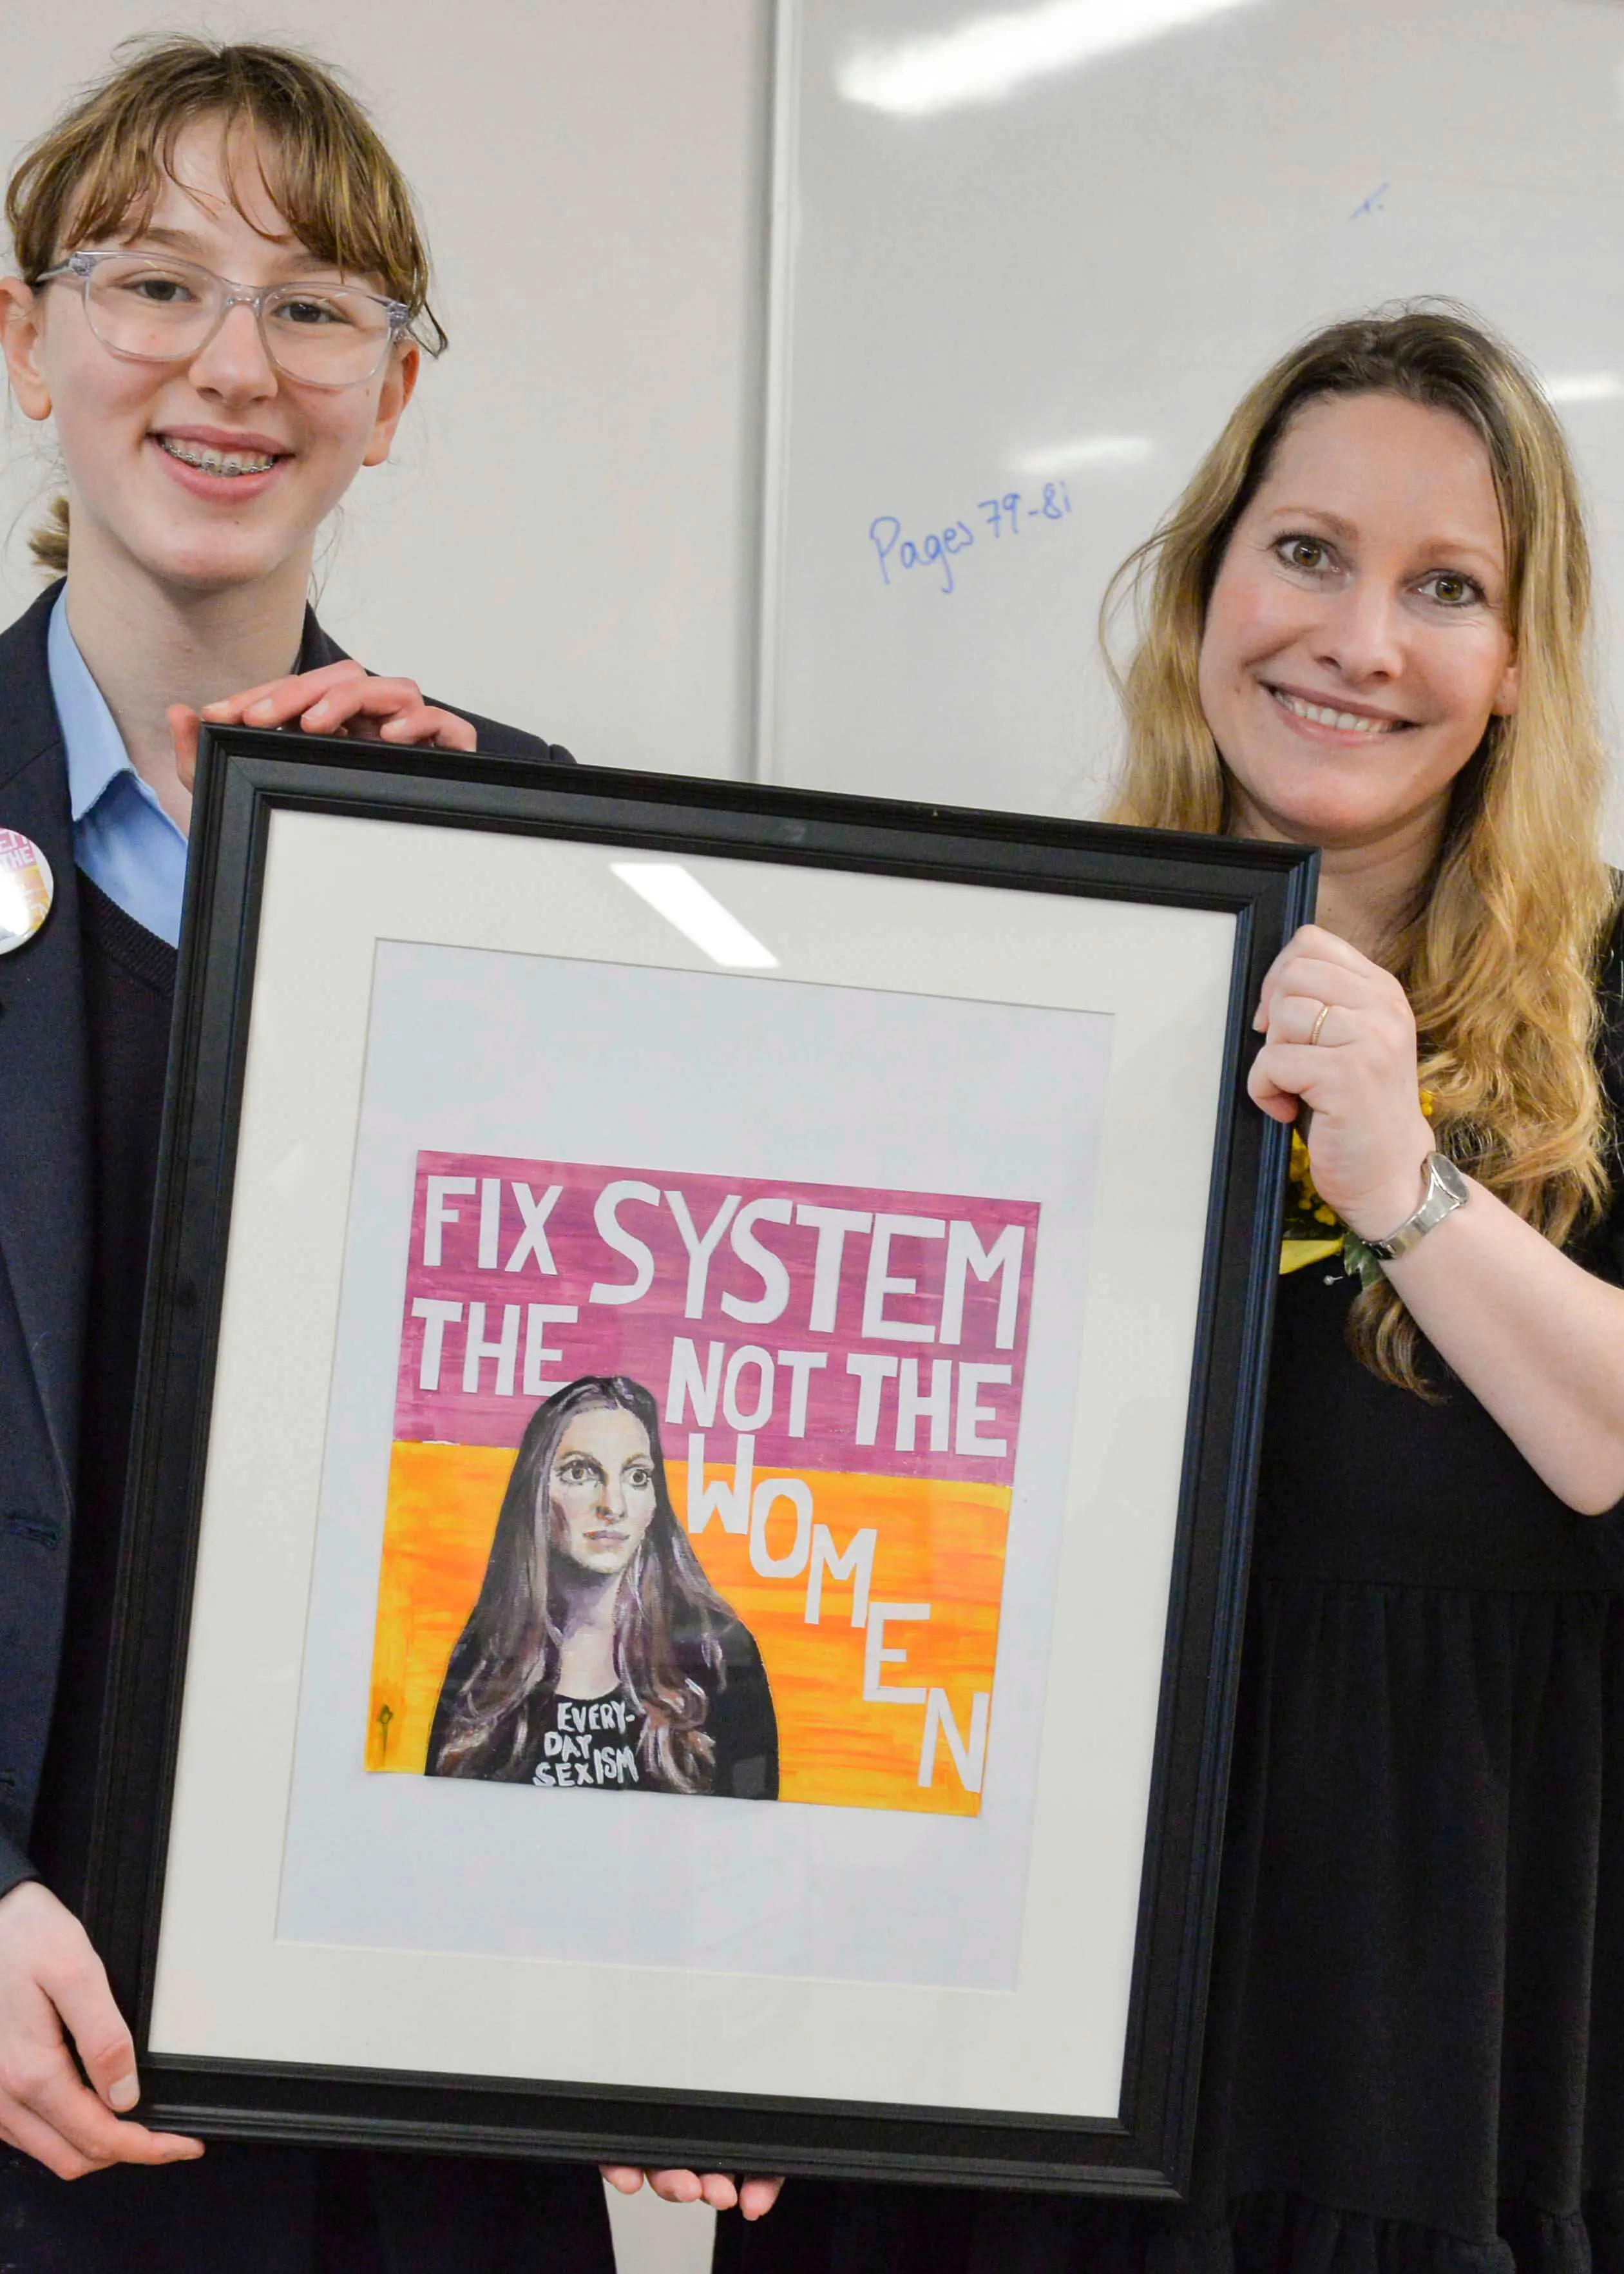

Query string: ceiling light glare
[837,0,1265,119]
[611,863,779,970]
[1545,372,1624,405]
[1013,434,1156,476]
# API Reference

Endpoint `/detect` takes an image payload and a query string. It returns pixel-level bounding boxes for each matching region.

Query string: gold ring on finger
[1309,1001,1332,1047]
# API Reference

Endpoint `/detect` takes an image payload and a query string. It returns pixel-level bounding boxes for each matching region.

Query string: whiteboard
[758,0,1624,848]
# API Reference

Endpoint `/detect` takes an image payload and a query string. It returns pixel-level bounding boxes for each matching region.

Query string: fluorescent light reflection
[1545,372,1624,405]
[1013,434,1155,476]
[837,0,1265,118]
[611,862,778,970]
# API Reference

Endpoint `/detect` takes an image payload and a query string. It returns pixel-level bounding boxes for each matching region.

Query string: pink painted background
[394,1152,1039,1487]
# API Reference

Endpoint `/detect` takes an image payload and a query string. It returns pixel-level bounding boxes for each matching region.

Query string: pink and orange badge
[0,829,52,953]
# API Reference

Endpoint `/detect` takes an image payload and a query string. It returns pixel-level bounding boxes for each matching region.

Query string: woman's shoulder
[1596,881,1624,1112]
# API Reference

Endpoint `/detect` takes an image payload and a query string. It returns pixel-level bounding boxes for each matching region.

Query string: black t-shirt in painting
[428,1619,779,1800]
[530,1688,645,1790]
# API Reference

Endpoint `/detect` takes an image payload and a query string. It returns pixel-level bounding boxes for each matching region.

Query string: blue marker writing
[869,516,901,585]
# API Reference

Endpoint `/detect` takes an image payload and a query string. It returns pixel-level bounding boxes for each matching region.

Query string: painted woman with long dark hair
[428,1375,778,1800]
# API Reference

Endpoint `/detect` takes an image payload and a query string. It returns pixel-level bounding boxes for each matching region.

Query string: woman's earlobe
[1491,660,1520,718]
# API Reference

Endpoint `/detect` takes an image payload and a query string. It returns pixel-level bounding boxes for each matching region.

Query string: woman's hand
[1250,923,1433,1240]
[600,2164,784,2221]
[168,659,477,788]
[0,1881,204,2179]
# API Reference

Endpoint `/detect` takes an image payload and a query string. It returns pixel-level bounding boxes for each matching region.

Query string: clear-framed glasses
[33,250,412,390]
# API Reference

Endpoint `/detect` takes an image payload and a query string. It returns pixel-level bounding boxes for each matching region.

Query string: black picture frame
[85,726,1316,2196]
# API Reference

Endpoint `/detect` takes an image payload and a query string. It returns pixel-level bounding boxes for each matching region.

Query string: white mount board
[758,0,1624,848]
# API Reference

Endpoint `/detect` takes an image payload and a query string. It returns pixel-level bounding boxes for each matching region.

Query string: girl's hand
[600,2164,785,2221]
[0,1881,204,2179]
[168,659,477,787]
[1250,923,1435,1241]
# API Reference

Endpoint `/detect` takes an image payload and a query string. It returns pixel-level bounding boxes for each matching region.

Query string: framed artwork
[86,730,1314,2194]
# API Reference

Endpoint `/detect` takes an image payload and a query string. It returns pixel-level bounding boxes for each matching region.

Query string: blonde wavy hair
[1103,304,1619,1391]
[6,34,443,579]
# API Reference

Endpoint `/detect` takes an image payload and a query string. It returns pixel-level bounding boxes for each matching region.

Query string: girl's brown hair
[6,35,444,577]
[1102,303,1619,1392]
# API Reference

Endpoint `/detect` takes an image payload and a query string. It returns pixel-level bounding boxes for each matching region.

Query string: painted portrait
[426,1374,778,1799]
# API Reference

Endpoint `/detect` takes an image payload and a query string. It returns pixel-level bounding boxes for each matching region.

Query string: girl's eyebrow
[124,221,332,276]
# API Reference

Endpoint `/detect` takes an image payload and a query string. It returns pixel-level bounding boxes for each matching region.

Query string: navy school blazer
[0,581,573,1897]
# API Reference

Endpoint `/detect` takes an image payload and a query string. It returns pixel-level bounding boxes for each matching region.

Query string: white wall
[0,0,773,778]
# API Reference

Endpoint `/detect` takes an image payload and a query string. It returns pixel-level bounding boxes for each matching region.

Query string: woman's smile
[1263,682,1411,739]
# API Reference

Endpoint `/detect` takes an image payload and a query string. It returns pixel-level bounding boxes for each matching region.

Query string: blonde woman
[0,36,616,2272]
[718,309,1624,2270]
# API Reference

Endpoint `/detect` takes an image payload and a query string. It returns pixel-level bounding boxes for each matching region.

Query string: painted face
[1196,391,1520,851]
[546,1406,660,1580]
[2,115,416,595]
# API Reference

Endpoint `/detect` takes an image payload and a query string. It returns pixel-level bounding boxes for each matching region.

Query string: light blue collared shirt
[49,588,187,949]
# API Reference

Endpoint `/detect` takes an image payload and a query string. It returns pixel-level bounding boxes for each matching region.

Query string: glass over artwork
[367,1153,1039,1820]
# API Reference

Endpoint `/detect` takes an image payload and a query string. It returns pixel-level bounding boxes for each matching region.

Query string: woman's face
[546,1407,660,1580]
[1196,390,1520,851]
[0,115,417,596]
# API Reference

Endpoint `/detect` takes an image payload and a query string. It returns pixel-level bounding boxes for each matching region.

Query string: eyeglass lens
[81,255,396,385]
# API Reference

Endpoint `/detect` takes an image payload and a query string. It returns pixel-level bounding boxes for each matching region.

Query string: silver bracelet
[1362,1150,1471,1263]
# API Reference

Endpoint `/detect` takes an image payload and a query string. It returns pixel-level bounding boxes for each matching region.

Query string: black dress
[716,923,1624,2274]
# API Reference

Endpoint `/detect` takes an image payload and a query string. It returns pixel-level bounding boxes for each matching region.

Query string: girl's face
[1196,390,1520,851]
[547,1407,660,1581]
[0,115,417,595]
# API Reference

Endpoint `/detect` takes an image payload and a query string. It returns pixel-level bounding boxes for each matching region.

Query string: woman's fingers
[1270,990,1355,1048]
[651,2167,724,2207]
[738,2176,787,2220]
[596,2165,783,2217]
[1252,925,1388,1030]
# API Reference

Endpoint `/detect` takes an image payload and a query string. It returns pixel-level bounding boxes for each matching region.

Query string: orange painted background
[366,1441,1009,1815]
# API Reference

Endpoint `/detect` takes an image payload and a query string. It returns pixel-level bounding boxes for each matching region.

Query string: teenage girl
[0,38,613,2271]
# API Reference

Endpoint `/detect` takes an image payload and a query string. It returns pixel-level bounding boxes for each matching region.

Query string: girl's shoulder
[301,611,576,769]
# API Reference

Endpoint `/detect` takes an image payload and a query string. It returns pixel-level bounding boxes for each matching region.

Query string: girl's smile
[148,422,292,503]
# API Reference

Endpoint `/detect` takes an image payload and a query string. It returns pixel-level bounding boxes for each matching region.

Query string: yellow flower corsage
[1279,1092,1435,1283]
